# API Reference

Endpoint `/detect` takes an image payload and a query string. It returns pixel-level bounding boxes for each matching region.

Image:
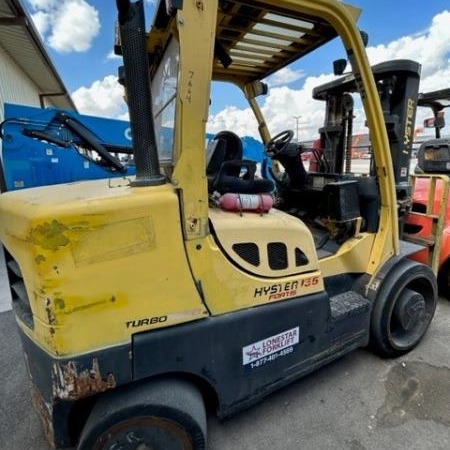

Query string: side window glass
[152,38,180,164]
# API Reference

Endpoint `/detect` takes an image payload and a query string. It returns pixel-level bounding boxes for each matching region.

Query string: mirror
[360,30,369,47]
[423,111,445,129]
[333,58,347,75]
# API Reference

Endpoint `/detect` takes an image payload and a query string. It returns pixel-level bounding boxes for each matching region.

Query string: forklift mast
[313,60,421,199]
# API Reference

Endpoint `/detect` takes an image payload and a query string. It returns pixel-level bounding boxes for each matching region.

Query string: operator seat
[206,131,273,194]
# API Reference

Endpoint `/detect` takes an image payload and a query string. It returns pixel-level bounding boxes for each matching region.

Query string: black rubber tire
[437,259,450,300]
[370,259,437,358]
[77,378,207,450]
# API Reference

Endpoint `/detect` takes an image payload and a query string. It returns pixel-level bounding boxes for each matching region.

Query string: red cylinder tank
[219,193,273,213]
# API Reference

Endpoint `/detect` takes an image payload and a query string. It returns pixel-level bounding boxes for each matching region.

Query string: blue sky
[24,0,450,139]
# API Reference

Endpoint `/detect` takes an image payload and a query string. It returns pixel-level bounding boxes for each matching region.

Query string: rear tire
[77,378,207,450]
[370,259,437,357]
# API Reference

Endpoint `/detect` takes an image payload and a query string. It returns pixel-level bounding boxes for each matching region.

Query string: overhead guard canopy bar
[147,0,361,85]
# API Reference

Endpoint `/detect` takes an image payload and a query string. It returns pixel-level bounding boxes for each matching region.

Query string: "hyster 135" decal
[242,326,299,370]
[253,276,320,301]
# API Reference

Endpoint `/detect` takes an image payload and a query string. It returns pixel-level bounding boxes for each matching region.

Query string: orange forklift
[405,88,450,297]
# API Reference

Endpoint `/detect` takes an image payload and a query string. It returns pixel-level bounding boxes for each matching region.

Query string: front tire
[370,259,437,357]
[77,378,207,450]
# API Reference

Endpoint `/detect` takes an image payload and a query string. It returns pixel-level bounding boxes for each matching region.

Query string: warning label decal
[242,327,299,369]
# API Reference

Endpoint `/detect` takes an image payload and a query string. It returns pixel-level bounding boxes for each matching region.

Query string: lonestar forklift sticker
[242,327,300,370]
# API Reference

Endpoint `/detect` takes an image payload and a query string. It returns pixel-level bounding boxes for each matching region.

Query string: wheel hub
[394,289,426,331]
[136,444,153,450]
[95,417,192,450]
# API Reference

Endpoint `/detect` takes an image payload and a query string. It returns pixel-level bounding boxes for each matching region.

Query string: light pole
[293,115,301,142]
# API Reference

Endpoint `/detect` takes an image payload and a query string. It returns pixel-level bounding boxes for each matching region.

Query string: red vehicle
[405,88,450,298]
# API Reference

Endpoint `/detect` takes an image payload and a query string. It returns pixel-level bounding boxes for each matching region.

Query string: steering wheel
[265,130,294,157]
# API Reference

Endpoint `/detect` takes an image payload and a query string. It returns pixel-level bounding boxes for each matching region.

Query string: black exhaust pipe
[116,0,165,186]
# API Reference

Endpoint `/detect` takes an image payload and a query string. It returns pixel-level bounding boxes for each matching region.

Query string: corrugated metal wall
[0,43,46,312]
[0,43,43,122]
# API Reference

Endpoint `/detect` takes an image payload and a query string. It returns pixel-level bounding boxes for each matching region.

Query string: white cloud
[70,9,450,143]
[28,0,58,8]
[27,0,100,53]
[419,66,450,92]
[366,11,450,79]
[207,106,259,138]
[30,11,50,35]
[207,73,337,140]
[265,67,305,87]
[48,1,100,53]
[117,111,130,121]
[106,50,121,61]
[72,75,128,118]
[207,9,450,140]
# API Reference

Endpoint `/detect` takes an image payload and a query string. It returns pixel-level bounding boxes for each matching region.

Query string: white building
[0,0,75,311]
[0,0,74,119]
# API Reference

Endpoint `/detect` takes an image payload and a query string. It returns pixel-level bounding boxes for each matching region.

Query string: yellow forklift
[0,1,438,449]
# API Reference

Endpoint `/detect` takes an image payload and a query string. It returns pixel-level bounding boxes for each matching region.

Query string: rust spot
[32,387,55,448]
[45,298,57,325]
[52,358,116,400]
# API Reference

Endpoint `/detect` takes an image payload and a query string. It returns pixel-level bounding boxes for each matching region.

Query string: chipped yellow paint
[27,220,70,251]
[0,179,208,356]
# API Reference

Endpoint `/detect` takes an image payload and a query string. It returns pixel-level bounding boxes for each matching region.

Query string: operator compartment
[206,57,421,272]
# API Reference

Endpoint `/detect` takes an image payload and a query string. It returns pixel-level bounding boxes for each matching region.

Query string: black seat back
[206,131,273,194]
[207,131,243,177]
